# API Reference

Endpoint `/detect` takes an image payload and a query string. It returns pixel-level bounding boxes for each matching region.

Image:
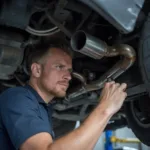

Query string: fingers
[122,91,127,100]
[115,83,120,88]
[124,92,127,98]
[119,83,127,91]
[109,82,120,89]
[111,82,127,91]
[109,81,115,85]
[105,81,127,92]
[105,81,115,87]
[122,91,127,96]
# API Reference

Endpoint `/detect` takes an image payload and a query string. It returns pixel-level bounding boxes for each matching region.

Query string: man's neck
[28,80,54,104]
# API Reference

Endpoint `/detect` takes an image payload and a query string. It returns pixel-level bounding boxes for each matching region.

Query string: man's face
[39,48,72,98]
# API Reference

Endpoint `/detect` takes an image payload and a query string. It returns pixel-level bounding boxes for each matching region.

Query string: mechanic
[0,38,127,150]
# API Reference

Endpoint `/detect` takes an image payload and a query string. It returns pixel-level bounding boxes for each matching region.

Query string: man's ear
[31,63,42,78]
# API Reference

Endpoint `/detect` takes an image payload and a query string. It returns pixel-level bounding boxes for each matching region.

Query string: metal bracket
[126,84,148,102]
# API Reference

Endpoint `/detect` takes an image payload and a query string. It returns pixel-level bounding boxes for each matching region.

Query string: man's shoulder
[0,86,37,108]
[0,86,28,98]
[0,85,37,97]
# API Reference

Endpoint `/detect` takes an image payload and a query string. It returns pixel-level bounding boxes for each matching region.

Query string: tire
[139,13,150,85]
[125,96,150,146]
[125,13,150,146]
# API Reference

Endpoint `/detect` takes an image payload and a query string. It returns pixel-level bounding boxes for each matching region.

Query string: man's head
[27,38,73,99]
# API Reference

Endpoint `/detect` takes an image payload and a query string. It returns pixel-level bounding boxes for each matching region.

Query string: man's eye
[56,65,64,70]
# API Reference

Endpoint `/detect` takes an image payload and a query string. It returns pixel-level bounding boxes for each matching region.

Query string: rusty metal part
[0,29,24,80]
[72,72,86,85]
[54,84,147,112]
[68,31,136,99]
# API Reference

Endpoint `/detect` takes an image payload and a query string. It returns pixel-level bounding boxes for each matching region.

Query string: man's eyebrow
[54,62,73,72]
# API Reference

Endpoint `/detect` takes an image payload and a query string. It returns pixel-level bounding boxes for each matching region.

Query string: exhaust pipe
[68,31,136,99]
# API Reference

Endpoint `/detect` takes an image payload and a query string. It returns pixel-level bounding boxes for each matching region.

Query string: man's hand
[99,81,127,115]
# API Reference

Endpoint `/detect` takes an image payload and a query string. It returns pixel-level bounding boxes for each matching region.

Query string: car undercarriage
[0,0,150,146]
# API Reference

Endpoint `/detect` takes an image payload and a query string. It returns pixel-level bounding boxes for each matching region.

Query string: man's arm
[20,104,112,150]
[20,82,127,150]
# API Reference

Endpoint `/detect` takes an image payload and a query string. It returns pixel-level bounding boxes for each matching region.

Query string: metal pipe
[45,11,72,38]
[71,31,108,59]
[52,112,86,121]
[68,31,136,99]
[72,72,87,85]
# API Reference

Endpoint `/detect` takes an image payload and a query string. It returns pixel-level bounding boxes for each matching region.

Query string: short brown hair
[26,37,73,75]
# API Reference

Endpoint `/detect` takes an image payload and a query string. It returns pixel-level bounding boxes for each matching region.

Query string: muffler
[68,30,136,99]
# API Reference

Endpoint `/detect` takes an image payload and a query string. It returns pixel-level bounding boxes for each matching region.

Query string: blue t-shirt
[0,85,54,150]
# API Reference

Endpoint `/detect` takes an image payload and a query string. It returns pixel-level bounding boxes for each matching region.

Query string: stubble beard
[50,89,66,98]
[42,80,68,98]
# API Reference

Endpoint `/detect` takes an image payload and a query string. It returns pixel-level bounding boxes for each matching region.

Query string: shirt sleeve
[0,88,53,149]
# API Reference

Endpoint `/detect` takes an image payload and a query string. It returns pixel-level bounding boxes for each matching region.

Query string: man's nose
[64,71,72,81]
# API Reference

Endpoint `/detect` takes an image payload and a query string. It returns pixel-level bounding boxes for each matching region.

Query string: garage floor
[94,127,150,150]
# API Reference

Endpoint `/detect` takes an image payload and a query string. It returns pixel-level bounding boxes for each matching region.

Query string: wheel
[125,13,150,146]
[125,95,150,146]
[53,118,76,139]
